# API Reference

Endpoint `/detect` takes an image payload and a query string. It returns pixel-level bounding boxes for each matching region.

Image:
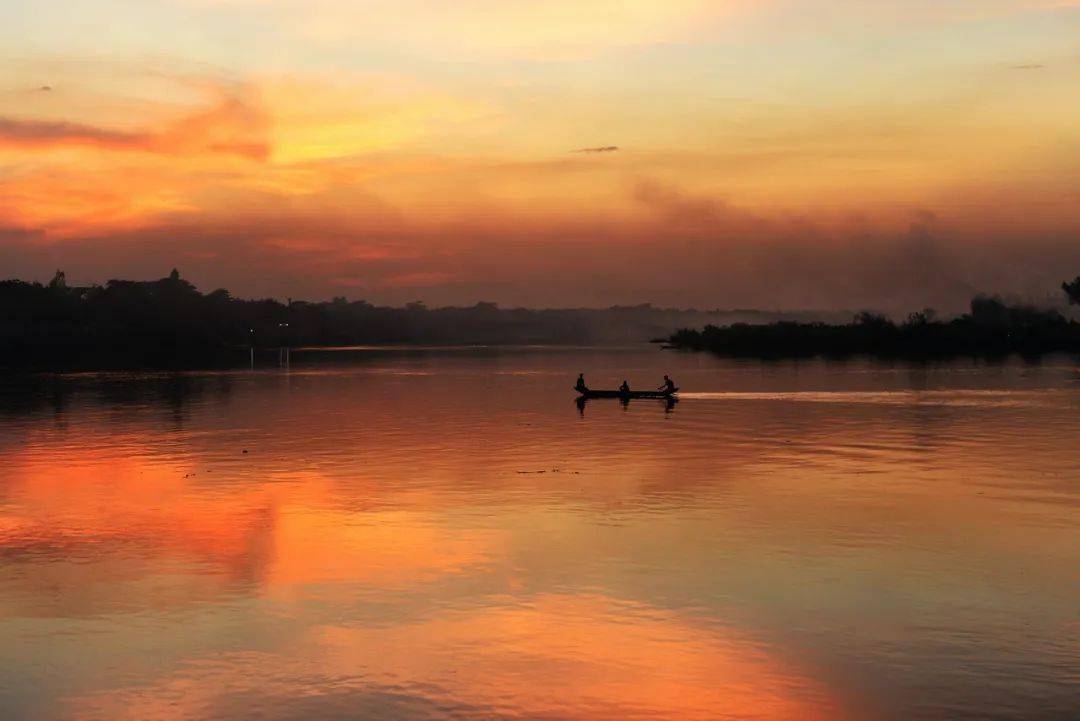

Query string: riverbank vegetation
[669,281,1080,359]
[9,269,1080,369]
[0,269,822,369]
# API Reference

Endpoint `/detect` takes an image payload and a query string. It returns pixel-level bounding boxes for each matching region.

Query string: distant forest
[669,278,1080,359]
[0,269,830,370]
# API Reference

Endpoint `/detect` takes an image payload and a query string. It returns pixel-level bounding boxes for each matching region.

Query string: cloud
[0,117,147,149]
[572,145,620,153]
[287,0,731,60]
[4,175,1080,313]
[1,55,1078,312]
[0,93,269,160]
[1011,63,1046,70]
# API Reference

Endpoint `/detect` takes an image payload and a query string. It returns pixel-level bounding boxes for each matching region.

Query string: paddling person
[575,373,588,393]
[619,379,631,394]
[659,375,677,394]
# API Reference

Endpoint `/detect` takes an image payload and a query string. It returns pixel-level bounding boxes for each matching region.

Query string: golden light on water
[2,356,1078,720]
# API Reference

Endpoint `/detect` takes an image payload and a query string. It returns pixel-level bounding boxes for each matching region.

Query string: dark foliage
[1063,276,1080,305]
[0,270,823,370]
[669,293,1080,359]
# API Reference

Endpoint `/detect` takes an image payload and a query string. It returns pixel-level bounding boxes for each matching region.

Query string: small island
[667,278,1080,359]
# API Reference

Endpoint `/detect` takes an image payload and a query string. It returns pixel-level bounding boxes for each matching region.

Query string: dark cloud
[0,225,47,245]
[0,117,147,147]
[3,162,1079,313]
[0,93,269,160]
[1011,64,1045,70]
[38,85,52,92]
[571,145,619,153]
[4,182,1079,315]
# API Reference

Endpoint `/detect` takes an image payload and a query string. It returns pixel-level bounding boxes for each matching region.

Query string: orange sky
[1,1,1080,309]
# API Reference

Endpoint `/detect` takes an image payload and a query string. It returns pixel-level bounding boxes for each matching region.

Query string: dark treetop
[669,283,1080,359]
[0,269,827,370]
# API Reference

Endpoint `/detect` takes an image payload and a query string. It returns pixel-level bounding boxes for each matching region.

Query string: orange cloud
[1,46,1079,310]
[0,94,268,160]
[0,117,148,150]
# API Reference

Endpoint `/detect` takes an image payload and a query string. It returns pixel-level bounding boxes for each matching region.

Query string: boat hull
[575,388,678,399]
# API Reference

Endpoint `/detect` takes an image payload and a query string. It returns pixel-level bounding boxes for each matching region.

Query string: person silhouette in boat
[619,379,631,394]
[659,375,677,394]
[575,373,588,393]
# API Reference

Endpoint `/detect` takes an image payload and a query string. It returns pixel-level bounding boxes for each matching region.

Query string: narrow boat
[575,387,678,399]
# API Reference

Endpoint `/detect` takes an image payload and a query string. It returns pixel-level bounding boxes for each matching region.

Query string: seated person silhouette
[575,373,588,393]
[619,380,631,393]
[659,375,677,393]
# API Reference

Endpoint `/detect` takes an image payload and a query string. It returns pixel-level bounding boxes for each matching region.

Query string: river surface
[1,347,1078,721]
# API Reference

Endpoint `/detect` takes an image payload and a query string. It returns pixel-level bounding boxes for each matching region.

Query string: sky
[1,1,1079,311]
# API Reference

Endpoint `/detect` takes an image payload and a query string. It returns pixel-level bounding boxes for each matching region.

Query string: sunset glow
[2,1,1080,308]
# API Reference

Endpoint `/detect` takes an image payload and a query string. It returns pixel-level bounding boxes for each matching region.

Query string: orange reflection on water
[1,442,504,610]
[1,420,852,720]
[268,507,502,592]
[5,359,1079,721]
[63,593,848,721]
[2,449,271,564]
[316,593,849,720]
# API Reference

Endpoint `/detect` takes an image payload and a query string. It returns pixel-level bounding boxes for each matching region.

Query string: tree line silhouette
[8,269,1080,369]
[0,269,825,369]
[669,279,1080,359]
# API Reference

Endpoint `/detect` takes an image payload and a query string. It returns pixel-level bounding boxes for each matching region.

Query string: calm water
[1,347,1078,721]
